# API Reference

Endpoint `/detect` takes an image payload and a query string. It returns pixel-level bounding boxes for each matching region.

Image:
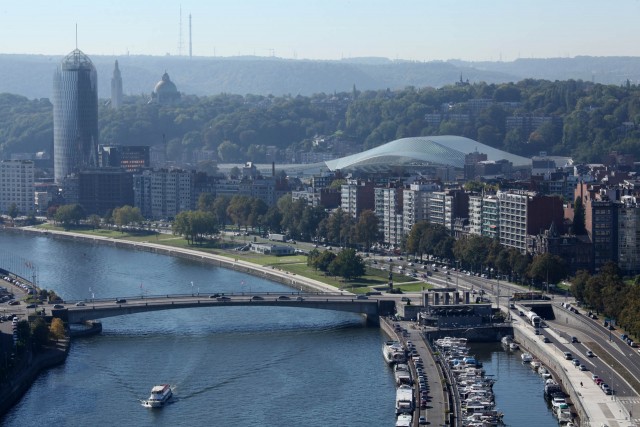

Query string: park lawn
[394,282,433,292]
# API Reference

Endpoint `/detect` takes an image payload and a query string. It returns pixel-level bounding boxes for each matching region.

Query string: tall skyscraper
[53,48,99,183]
[111,60,123,109]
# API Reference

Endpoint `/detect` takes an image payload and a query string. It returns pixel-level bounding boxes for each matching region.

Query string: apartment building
[0,160,35,215]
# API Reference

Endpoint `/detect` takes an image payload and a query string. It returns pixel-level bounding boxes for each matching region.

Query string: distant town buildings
[53,49,99,183]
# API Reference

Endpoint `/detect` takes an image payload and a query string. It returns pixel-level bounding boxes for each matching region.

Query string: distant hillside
[2,53,640,100]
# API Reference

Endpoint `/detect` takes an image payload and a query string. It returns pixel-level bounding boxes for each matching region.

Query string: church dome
[151,71,180,104]
[154,72,178,94]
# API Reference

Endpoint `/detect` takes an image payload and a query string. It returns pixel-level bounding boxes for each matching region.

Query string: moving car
[115,299,126,304]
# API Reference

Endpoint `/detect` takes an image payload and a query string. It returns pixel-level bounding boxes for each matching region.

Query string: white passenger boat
[142,384,172,408]
[521,353,533,363]
[383,341,406,365]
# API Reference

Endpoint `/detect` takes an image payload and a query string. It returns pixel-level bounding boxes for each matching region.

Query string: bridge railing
[61,291,355,305]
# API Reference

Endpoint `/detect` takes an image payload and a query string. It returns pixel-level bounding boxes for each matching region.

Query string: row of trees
[405,221,568,287]
[571,263,640,339]
[177,193,382,251]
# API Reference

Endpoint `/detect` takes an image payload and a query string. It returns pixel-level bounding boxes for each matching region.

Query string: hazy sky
[2,1,640,61]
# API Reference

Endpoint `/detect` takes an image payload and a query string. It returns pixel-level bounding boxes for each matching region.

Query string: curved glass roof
[325,135,532,172]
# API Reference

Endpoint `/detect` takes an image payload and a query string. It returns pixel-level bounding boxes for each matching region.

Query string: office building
[53,49,99,183]
[78,168,134,216]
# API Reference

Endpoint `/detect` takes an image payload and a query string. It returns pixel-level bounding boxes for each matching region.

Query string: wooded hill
[2,77,640,164]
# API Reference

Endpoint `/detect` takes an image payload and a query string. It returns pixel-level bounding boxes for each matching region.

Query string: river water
[0,232,559,426]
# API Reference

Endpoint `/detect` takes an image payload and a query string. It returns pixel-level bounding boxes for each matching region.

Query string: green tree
[7,202,18,219]
[328,248,366,281]
[354,210,380,251]
[54,204,85,229]
[527,253,568,288]
[88,214,102,230]
[113,205,144,230]
[573,197,586,235]
[197,192,216,212]
[30,317,50,352]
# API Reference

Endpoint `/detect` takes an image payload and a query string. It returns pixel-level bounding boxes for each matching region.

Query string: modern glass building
[53,49,99,183]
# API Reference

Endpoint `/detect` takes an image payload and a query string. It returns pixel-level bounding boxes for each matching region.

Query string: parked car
[586,350,595,357]
[52,304,65,309]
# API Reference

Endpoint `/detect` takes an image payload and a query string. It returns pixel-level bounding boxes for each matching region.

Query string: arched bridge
[52,292,396,326]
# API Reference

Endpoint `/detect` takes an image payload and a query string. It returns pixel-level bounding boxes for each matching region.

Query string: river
[0,232,559,426]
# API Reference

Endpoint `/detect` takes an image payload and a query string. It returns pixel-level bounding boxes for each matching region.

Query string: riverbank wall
[0,339,69,417]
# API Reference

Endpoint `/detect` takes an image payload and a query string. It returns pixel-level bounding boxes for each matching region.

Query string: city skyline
[1,1,640,62]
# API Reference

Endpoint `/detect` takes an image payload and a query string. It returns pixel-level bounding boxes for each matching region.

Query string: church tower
[111,60,123,109]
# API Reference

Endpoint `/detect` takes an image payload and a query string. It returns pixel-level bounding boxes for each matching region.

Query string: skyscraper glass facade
[53,49,98,183]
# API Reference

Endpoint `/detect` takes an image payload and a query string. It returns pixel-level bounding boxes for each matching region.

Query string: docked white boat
[531,360,541,370]
[509,342,519,351]
[383,341,406,365]
[142,384,172,408]
[521,353,533,363]
[395,414,412,427]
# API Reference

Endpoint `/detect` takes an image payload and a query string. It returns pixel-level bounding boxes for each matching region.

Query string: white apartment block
[403,183,438,235]
[497,191,528,253]
[149,169,193,220]
[481,195,499,239]
[0,160,35,215]
[468,195,483,235]
[375,187,404,247]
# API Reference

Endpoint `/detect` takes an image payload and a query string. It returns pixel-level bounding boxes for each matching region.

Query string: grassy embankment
[35,224,428,293]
